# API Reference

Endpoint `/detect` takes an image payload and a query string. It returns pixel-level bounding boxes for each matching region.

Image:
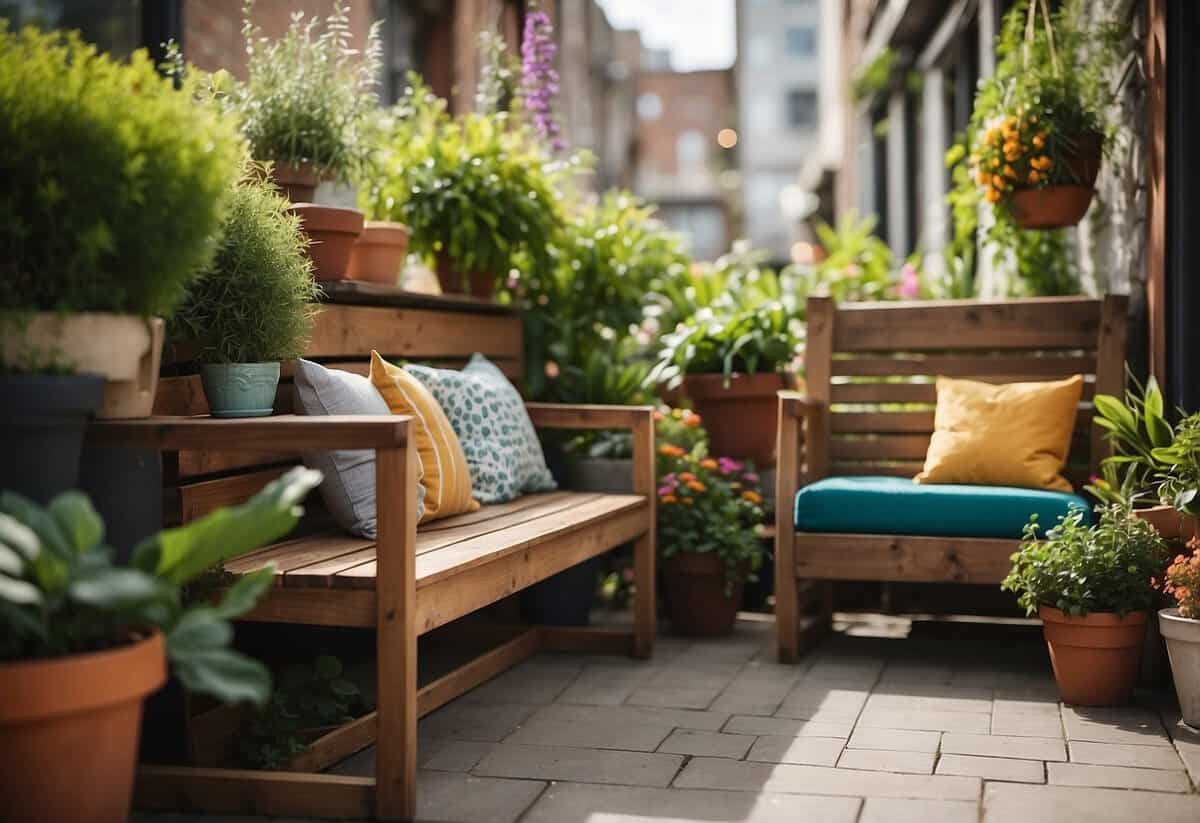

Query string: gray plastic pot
[1160,608,1200,727]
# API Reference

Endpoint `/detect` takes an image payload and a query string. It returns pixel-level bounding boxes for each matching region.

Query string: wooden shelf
[318,281,518,316]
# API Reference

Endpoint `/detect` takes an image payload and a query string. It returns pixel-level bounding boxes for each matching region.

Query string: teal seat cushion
[794,476,1091,539]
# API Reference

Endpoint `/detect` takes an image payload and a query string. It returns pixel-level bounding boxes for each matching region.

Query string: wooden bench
[89,290,657,820]
[773,295,1128,662]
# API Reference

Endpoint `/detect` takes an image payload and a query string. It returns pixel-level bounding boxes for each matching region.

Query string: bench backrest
[155,290,523,525]
[803,295,1128,488]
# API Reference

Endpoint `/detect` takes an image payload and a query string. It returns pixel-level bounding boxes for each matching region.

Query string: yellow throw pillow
[915,375,1083,492]
[369,351,479,522]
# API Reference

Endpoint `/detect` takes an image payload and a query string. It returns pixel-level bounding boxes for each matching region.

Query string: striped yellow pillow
[369,351,479,522]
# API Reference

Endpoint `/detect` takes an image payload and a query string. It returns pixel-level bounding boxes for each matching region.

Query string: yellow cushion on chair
[369,351,479,522]
[915,375,1084,492]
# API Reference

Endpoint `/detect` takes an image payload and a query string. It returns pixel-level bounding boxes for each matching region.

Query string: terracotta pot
[271,161,321,203]
[1132,504,1200,544]
[290,204,364,282]
[664,552,744,637]
[435,253,495,299]
[347,221,409,284]
[0,632,167,823]
[1040,606,1146,706]
[1159,608,1200,727]
[681,372,794,466]
[0,312,164,418]
[1009,132,1102,230]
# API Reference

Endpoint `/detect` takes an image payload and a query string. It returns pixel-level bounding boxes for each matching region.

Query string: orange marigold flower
[684,413,702,427]
[661,494,677,504]
[1003,164,1017,179]
[976,169,990,186]
[1032,134,1045,149]
[681,498,694,505]
[687,480,706,493]
[991,174,1007,189]
[679,472,696,483]
[653,410,665,421]
[991,158,1001,168]
[742,490,763,504]
[1028,170,1041,185]
[985,187,1002,203]
[700,458,718,470]
[659,444,685,458]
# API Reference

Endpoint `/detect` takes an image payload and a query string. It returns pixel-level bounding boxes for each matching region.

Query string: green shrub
[173,174,321,364]
[225,1,381,182]
[0,25,243,316]
[361,74,570,290]
[1002,504,1167,617]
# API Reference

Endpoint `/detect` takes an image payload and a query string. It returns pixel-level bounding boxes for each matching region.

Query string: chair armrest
[524,403,654,431]
[86,414,412,452]
[777,391,824,422]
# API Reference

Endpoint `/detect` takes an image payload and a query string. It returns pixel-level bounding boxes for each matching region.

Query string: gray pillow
[292,359,424,537]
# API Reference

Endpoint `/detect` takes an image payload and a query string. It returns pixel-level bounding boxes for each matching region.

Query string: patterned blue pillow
[405,354,557,504]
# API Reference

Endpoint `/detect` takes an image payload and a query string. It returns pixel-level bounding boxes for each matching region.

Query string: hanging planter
[1008,131,1103,229]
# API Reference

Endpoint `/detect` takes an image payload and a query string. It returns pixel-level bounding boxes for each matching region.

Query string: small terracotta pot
[435,253,495,299]
[0,632,167,823]
[681,372,796,466]
[1009,132,1102,230]
[664,552,744,637]
[1040,606,1146,706]
[0,312,165,418]
[290,203,365,282]
[1134,504,1200,544]
[347,221,409,284]
[271,161,321,203]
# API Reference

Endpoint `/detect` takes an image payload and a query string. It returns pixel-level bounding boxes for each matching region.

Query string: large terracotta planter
[347,221,409,284]
[0,632,167,823]
[1009,132,1102,230]
[290,204,364,282]
[0,312,164,418]
[664,552,744,637]
[1040,606,1146,706]
[271,160,321,203]
[1134,504,1200,543]
[681,372,792,465]
[1160,609,1200,727]
[435,253,495,299]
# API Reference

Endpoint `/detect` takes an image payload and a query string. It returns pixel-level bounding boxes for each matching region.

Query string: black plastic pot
[0,374,105,503]
[520,556,602,626]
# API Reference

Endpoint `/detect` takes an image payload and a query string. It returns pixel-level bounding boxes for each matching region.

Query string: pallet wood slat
[830,408,1093,435]
[830,353,1098,378]
[829,379,1096,404]
[135,767,375,819]
[794,532,1018,584]
[308,304,522,362]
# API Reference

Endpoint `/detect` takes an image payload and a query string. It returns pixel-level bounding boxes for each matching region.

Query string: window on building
[637,92,664,121]
[676,130,707,176]
[784,26,816,58]
[1,0,148,59]
[785,89,818,129]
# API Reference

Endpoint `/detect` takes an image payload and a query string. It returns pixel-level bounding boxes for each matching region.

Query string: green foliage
[657,441,766,590]
[1002,504,1167,617]
[222,1,382,182]
[0,467,323,705]
[790,212,897,304]
[518,191,689,401]
[1151,413,1200,516]
[361,74,573,293]
[1090,372,1173,504]
[173,173,321,364]
[946,0,1126,296]
[649,244,800,387]
[240,654,371,770]
[0,25,243,318]
[851,47,897,102]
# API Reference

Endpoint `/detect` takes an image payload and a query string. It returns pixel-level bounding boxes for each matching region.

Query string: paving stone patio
[135,614,1200,823]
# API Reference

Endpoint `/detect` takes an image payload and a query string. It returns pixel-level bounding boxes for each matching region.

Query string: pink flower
[844,264,862,279]
[657,485,674,497]
[742,471,760,484]
[897,262,920,299]
[717,457,744,475]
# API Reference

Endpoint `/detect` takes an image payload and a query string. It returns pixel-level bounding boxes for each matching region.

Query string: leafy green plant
[787,212,897,305]
[851,46,897,102]
[1089,372,1173,504]
[657,436,765,590]
[1002,504,1167,617]
[173,172,321,364]
[0,25,242,321]
[240,654,371,769]
[945,0,1126,296]
[361,74,572,292]
[518,191,689,401]
[220,1,382,183]
[0,467,322,705]
[1151,413,1200,516]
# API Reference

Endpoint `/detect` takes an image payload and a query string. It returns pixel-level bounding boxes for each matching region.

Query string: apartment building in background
[736,0,823,265]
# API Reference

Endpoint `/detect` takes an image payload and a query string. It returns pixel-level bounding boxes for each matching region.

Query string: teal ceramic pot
[199,362,280,418]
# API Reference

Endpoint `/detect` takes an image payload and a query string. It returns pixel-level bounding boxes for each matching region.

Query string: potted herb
[1002,504,1167,706]
[657,425,766,636]
[361,75,566,298]
[0,27,242,500]
[650,250,799,465]
[1159,540,1200,726]
[227,1,381,202]
[1150,412,1200,542]
[0,467,322,823]
[174,174,322,417]
[961,0,1121,230]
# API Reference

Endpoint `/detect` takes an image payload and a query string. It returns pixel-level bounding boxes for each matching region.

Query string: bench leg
[375,447,419,821]
[632,531,656,659]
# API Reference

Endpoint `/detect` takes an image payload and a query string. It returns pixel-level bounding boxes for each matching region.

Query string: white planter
[1159,608,1200,727]
[0,312,164,419]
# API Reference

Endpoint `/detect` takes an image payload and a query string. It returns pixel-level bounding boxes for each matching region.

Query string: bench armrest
[86,414,412,452]
[524,403,654,431]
